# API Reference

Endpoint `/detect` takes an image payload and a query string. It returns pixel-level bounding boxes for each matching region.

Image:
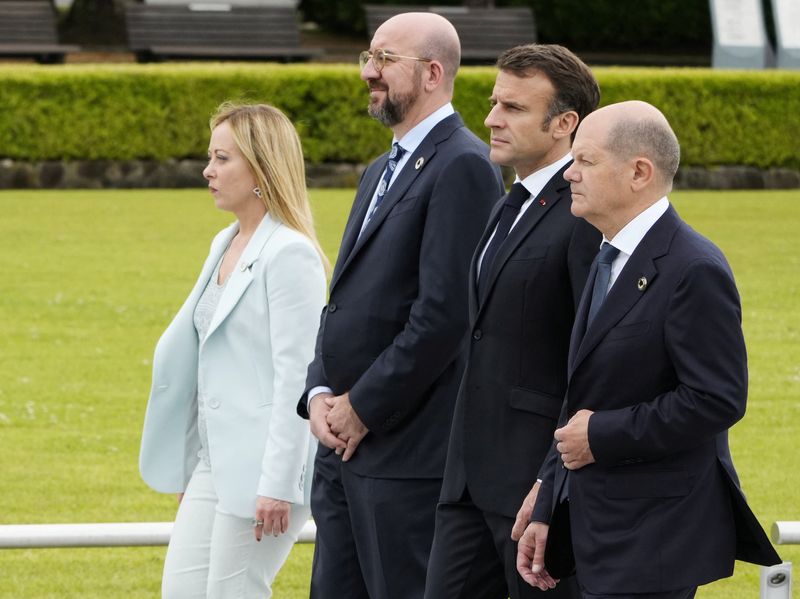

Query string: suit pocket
[509,244,548,262]
[605,320,650,341]
[605,470,691,499]
[386,195,419,219]
[508,387,562,420]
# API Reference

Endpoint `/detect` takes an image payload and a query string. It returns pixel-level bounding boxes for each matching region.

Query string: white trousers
[162,462,311,599]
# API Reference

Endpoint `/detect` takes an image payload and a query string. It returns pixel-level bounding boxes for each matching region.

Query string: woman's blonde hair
[210,102,330,274]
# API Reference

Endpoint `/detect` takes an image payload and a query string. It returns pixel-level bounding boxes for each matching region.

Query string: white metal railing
[760,521,797,599]
[1,518,795,598]
[771,521,800,545]
[0,520,315,549]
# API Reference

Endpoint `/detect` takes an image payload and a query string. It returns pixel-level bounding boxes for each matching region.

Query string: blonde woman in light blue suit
[140,103,328,599]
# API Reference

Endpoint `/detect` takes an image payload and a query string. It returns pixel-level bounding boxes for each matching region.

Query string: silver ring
[253,519,264,527]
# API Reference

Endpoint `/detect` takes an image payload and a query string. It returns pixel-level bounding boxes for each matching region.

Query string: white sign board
[711,0,766,47]
[144,0,297,6]
[773,0,800,49]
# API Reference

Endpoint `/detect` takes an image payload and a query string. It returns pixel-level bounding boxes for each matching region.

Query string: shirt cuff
[308,386,334,410]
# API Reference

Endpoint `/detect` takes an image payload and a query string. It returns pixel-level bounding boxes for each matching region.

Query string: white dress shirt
[477,152,573,276]
[603,196,670,292]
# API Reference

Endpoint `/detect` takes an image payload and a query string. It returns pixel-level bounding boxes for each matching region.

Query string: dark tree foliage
[300,0,716,53]
[300,0,463,37]
[60,0,128,47]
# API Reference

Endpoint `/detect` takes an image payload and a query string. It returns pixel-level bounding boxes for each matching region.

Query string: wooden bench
[363,4,536,63]
[0,0,79,63]
[124,2,322,62]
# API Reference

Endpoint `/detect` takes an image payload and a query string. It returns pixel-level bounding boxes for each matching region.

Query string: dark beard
[368,71,422,127]
[369,91,413,126]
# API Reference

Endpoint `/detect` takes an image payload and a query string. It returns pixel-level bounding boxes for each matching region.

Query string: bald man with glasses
[297,11,503,599]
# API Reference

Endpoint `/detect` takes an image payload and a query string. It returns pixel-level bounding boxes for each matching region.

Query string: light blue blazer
[139,213,326,518]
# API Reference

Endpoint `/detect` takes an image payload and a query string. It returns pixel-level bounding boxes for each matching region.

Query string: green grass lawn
[0,188,797,598]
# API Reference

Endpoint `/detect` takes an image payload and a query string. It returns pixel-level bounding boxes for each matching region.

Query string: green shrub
[0,64,390,163]
[0,64,798,169]
[590,68,800,169]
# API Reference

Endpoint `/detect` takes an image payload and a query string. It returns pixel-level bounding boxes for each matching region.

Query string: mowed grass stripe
[0,189,797,598]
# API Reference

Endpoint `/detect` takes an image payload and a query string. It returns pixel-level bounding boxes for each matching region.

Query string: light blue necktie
[367,142,406,222]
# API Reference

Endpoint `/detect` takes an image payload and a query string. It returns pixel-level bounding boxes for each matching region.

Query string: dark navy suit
[425,162,599,599]
[533,205,781,596]
[298,112,504,599]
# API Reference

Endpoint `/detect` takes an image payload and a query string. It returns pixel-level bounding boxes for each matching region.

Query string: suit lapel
[478,163,572,309]
[203,213,281,344]
[347,130,441,255]
[569,206,680,376]
[467,248,481,322]
[469,195,505,318]
[331,113,464,290]
[185,222,238,312]
[331,161,385,290]
[568,258,596,374]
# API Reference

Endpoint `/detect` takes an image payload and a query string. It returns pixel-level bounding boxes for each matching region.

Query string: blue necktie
[367,142,406,222]
[559,242,620,505]
[587,241,621,325]
[477,182,529,297]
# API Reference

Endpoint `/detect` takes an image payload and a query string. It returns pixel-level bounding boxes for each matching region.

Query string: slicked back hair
[496,44,600,136]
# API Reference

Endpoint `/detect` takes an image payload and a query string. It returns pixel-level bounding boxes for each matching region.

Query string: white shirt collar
[605,197,670,256]
[476,153,573,275]
[394,103,455,155]
[516,153,573,199]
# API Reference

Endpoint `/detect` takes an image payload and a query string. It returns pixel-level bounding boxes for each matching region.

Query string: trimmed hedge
[0,64,386,164]
[1,64,798,169]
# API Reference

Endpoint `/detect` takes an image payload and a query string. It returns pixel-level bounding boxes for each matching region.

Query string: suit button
[208,398,220,409]
[472,329,482,340]
[328,302,337,313]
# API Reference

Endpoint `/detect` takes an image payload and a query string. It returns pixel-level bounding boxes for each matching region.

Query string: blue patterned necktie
[367,142,406,222]
[587,241,621,325]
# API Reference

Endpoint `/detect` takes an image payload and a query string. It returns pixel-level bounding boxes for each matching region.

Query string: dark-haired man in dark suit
[424,44,601,599]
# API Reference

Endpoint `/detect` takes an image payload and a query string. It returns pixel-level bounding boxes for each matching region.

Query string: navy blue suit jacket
[440,162,600,518]
[533,205,780,593]
[298,112,504,479]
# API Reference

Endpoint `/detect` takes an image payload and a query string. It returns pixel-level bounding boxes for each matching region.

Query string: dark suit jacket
[439,162,600,517]
[298,112,504,479]
[533,205,781,594]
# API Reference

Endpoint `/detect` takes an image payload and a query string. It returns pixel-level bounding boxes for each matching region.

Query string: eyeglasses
[358,48,432,72]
